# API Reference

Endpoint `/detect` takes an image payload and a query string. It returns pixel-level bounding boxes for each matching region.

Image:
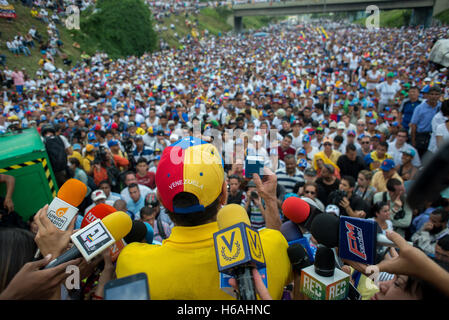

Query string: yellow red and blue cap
[155,137,224,214]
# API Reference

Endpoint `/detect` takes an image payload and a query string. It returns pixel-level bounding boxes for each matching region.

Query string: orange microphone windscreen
[57,178,87,207]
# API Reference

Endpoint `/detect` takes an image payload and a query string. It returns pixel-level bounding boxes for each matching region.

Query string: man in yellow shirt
[371,159,403,193]
[364,141,392,172]
[82,144,95,175]
[116,137,292,300]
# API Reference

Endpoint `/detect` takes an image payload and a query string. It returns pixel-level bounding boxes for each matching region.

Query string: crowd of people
[0,16,449,300]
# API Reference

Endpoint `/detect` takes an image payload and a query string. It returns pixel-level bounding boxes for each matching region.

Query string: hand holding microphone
[43,211,132,269]
[34,204,77,258]
[228,269,272,300]
[46,178,87,231]
[214,204,266,300]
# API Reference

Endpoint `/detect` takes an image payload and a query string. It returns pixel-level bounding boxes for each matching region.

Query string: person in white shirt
[120,171,152,203]
[376,73,401,111]
[428,101,449,154]
[388,129,421,167]
[366,64,381,91]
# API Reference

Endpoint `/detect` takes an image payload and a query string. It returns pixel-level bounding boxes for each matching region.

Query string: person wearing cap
[108,139,130,172]
[115,137,292,299]
[375,72,401,111]
[311,126,326,151]
[84,189,107,215]
[410,85,442,158]
[301,134,319,162]
[388,128,421,168]
[81,144,95,175]
[246,134,271,169]
[68,143,83,164]
[371,159,403,193]
[399,86,421,132]
[312,136,341,175]
[364,141,392,172]
[396,147,419,182]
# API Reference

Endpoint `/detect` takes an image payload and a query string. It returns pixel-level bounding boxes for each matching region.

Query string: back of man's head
[155,137,225,227]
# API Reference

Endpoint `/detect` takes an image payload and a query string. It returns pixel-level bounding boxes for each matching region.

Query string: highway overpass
[231,0,449,31]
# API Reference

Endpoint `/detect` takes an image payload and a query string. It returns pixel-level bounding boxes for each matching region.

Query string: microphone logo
[56,207,69,217]
[220,231,241,262]
[345,221,367,261]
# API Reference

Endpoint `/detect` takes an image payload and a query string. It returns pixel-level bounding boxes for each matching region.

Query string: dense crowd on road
[1,17,449,300]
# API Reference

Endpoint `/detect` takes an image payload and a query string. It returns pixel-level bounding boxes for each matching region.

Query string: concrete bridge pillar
[234,16,243,33]
[410,7,433,27]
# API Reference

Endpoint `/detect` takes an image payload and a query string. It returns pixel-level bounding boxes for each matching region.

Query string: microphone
[310,214,412,265]
[214,204,266,300]
[281,220,316,262]
[81,203,117,228]
[287,243,312,274]
[47,178,88,230]
[80,203,126,262]
[299,246,350,300]
[281,197,310,224]
[124,220,148,244]
[44,211,132,269]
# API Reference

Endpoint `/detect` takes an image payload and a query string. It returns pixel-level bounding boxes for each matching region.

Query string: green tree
[81,0,158,58]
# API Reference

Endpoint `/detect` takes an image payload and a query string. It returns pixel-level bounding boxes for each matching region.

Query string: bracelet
[91,294,104,300]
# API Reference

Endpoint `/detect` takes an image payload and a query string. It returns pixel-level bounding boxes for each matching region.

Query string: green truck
[0,128,59,222]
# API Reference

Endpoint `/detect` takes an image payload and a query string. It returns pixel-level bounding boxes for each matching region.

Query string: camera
[122,137,134,154]
[95,145,108,163]
[250,191,259,200]
[329,190,347,206]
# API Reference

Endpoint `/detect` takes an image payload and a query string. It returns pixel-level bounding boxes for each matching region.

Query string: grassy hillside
[353,9,412,28]
[0,3,83,74]
[1,3,279,73]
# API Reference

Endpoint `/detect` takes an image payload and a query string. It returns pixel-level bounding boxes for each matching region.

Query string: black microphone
[287,243,312,274]
[310,213,412,265]
[314,246,335,277]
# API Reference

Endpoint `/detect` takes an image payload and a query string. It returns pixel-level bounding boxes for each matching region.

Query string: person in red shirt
[276,135,296,161]
[135,157,156,190]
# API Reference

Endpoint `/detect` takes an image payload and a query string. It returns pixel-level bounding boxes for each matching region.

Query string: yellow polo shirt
[371,171,403,193]
[116,222,292,300]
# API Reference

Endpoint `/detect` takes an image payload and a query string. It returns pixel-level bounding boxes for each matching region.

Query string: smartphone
[104,273,150,300]
[245,155,265,178]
